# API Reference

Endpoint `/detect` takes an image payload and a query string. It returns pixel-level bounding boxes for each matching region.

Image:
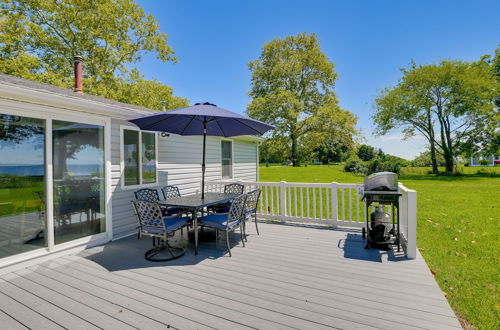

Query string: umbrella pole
[201,120,207,199]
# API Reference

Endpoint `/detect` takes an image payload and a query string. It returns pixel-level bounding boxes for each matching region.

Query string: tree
[0,0,187,110]
[357,144,375,161]
[411,150,445,167]
[247,33,342,166]
[374,60,499,173]
[302,101,358,164]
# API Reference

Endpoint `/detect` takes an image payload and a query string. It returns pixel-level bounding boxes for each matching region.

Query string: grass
[259,164,499,329]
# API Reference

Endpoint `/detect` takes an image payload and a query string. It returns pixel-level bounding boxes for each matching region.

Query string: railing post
[406,189,417,259]
[331,182,338,227]
[280,181,287,221]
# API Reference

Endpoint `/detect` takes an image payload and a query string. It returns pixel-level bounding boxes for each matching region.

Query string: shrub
[353,162,368,175]
[479,159,490,166]
[344,158,363,172]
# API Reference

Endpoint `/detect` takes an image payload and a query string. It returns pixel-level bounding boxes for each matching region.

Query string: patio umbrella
[129,102,274,198]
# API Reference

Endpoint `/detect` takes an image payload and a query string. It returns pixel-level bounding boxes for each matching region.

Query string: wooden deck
[0,222,461,330]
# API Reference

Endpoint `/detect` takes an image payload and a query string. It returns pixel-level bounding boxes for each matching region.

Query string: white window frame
[120,125,159,190]
[0,105,112,268]
[221,138,234,180]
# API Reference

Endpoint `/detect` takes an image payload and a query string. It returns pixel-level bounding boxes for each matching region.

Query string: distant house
[0,72,261,268]
[469,155,500,166]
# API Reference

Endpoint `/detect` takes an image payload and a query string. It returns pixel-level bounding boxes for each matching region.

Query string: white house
[0,73,261,268]
[469,155,500,166]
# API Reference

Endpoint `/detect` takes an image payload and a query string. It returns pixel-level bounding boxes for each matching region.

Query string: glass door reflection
[52,121,106,244]
[0,113,46,258]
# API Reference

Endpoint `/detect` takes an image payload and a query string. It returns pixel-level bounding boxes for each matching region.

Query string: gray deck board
[0,222,462,330]
[0,308,27,330]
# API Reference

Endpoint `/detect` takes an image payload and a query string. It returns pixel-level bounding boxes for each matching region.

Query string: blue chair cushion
[198,214,240,231]
[142,216,189,235]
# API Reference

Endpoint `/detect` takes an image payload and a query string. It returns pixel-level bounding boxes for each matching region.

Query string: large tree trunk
[437,114,454,173]
[429,139,439,174]
[291,133,298,166]
[427,110,439,174]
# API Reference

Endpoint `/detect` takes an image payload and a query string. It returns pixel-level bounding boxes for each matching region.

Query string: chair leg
[240,225,245,247]
[225,231,232,257]
[243,219,248,242]
[254,213,259,235]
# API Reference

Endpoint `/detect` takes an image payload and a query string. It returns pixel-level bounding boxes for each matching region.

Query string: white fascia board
[0,82,156,120]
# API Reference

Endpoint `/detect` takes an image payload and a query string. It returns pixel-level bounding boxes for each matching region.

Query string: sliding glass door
[0,111,108,262]
[52,120,106,244]
[0,113,46,258]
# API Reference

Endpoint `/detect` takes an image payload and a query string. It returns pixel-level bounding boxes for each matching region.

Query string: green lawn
[260,165,500,329]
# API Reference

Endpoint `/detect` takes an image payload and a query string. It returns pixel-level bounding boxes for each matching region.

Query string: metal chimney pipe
[73,56,83,94]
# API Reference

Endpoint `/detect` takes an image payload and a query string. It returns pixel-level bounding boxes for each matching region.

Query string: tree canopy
[374,59,499,173]
[247,32,357,166]
[0,0,188,110]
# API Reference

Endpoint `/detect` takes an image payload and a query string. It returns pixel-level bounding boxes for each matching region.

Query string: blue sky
[136,0,499,160]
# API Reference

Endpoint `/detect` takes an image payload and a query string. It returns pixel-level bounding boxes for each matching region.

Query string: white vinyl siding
[233,140,258,181]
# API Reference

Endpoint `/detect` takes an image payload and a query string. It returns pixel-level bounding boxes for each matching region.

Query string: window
[141,132,156,184]
[122,128,157,187]
[221,140,232,179]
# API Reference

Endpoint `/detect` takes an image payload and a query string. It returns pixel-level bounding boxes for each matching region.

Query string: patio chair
[244,189,262,238]
[198,194,247,257]
[224,183,245,195]
[211,183,245,213]
[160,185,186,215]
[134,188,160,203]
[131,200,189,261]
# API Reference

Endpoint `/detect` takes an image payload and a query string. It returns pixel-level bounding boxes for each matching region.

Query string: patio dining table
[158,192,240,254]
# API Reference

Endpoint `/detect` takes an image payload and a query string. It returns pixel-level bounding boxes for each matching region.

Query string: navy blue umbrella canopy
[129,102,274,198]
[129,102,273,137]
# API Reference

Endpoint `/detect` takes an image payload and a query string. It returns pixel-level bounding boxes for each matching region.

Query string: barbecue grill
[361,172,402,251]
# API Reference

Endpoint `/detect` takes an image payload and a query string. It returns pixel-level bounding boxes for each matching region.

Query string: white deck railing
[205,180,417,259]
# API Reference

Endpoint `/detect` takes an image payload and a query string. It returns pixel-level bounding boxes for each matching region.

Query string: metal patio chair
[198,194,247,257]
[211,183,245,213]
[134,188,160,203]
[131,200,189,261]
[244,189,262,239]
[160,185,186,215]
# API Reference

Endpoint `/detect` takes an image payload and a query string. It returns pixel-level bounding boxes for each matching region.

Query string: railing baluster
[293,187,298,216]
[319,187,323,220]
[349,188,353,222]
[313,187,317,219]
[271,186,275,215]
[261,186,265,214]
[342,188,345,221]
[288,185,291,216]
[306,187,311,218]
[300,187,304,218]
[326,187,330,220]
[356,190,360,222]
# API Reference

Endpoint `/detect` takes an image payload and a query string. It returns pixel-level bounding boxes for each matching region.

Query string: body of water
[0,164,102,176]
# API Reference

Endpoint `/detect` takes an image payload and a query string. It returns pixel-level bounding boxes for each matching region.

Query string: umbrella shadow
[80,229,244,272]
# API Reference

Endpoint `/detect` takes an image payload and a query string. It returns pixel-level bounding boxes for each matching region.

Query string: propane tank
[370,206,391,235]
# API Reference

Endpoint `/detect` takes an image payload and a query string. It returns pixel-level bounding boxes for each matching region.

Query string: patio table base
[187,228,217,242]
[145,242,185,262]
